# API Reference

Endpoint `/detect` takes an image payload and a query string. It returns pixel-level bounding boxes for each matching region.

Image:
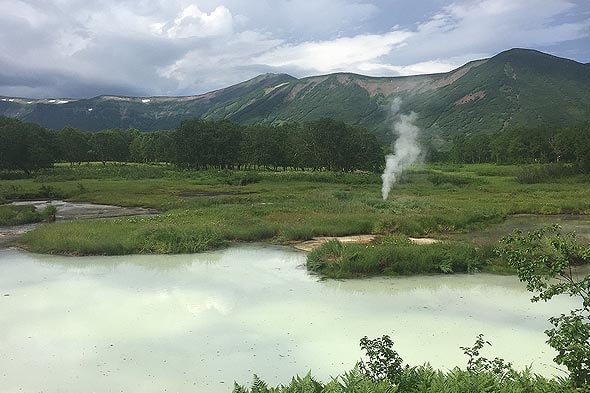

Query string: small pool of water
[9,199,158,220]
[0,245,579,392]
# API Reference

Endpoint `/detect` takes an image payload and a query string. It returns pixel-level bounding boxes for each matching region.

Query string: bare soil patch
[292,235,442,252]
[292,235,378,252]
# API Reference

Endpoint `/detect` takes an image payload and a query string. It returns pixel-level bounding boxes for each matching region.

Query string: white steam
[381,97,421,200]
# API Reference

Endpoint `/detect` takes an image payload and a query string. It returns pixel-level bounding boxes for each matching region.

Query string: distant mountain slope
[1,48,589,140]
[408,48,590,138]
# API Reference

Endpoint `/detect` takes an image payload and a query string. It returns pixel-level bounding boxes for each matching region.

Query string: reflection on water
[0,245,579,392]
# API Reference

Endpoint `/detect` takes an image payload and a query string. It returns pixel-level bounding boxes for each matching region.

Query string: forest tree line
[1,115,590,173]
[449,123,590,170]
[0,116,383,172]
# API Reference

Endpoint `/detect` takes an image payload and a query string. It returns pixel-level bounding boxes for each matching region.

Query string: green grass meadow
[1,163,588,263]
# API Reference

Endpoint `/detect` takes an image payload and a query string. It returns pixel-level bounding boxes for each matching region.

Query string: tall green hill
[1,48,589,140]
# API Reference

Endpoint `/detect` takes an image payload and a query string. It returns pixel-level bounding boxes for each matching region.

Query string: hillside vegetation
[2,49,589,139]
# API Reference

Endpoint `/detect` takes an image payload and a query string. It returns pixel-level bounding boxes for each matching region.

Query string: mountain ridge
[1,48,589,139]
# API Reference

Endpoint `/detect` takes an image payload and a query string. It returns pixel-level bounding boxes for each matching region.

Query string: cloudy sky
[1,0,589,98]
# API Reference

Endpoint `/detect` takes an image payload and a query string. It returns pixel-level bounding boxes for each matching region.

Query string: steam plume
[381,98,421,200]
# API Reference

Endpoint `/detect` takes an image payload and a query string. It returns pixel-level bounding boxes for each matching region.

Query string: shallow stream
[0,245,580,392]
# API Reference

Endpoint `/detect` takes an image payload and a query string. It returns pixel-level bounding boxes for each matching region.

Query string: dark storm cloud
[0,62,148,98]
[0,0,588,98]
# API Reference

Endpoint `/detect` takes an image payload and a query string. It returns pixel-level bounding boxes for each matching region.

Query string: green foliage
[445,123,590,176]
[259,171,380,185]
[0,116,58,173]
[292,118,382,172]
[19,219,141,255]
[173,118,382,172]
[496,225,590,387]
[515,163,579,184]
[39,205,57,222]
[59,126,90,165]
[0,204,42,225]
[235,335,577,392]
[226,172,262,186]
[428,172,479,186]
[233,372,327,393]
[359,335,406,384]
[307,238,490,278]
[235,366,576,392]
[38,184,63,198]
[139,226,225,254]
[91,128,134,164]
[31,163,173,181]
[460,334,514,382]
[129,131,174,163]
[175,119,242,169]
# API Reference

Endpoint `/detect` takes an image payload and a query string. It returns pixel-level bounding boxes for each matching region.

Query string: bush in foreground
[496,225,590,388]
[234,334,576,393]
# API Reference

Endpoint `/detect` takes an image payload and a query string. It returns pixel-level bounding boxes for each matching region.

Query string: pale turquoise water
[0,245,579,392]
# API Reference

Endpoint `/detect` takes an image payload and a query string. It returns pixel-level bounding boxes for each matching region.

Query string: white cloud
[0,0,588,97]
[245,0,590,78]
[255,31,412,73]
[164,5,234,38]
[398,0,590,61]
[357,59,466,76]
[158,30,283,92]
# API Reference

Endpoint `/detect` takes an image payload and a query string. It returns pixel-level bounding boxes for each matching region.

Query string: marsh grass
[308,237,496,278]
[0,205,41,225]
[515,163,579,184]
[139,226,226,254]
[5,163,589,257]
[19,220,140,255]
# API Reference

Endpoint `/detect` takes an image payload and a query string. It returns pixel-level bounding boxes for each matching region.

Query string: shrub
[515,163,578,184]
[234,335,576,392]
[40,205,57,222]
[359,335,406,384]
[0,204,42,225]
[496,225,590,387]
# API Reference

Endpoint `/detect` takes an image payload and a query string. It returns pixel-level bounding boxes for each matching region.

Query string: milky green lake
[0,245,577,392]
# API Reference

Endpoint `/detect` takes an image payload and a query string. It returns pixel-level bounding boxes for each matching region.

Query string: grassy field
[1,163,589,267]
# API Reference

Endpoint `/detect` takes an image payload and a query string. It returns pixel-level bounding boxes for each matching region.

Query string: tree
[59,126,90,165]
[153,132,175,163]
[343,125,382,172]
[0,117,57,173]
[173,117,382,171]
[240,124,282,169]
[90,129,131,164]
[496,225,590,387]
[303,118,348,171]
[174,119,242,169]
